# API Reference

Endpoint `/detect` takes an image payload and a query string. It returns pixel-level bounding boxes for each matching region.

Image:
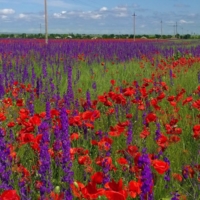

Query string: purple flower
[0,74,5,99]
[0,129,12,190]
[127,121,133,145]
[171,191,180,200]
[60,107,74,199]
[164,156,171,188]
[38,121,52,197]
[138,148,154,200]
[102,157,111,185]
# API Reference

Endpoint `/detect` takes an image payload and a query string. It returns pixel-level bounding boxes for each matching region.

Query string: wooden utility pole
[132,13,136,41]
[44,0,48,44]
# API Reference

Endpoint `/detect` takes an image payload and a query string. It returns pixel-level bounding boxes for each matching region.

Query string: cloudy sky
[0,0,200,35]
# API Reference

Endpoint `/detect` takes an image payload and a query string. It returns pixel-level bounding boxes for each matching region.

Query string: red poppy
[71,181,85,198]
[123,87,135,96]
[16,99,24,107]
[82,182,104,200]
[146,113,157,123]
[193,124,200,139]
[0,112,6,121]
[3,98,12,107]
[128,180,141,198]
[127,145,138,158]
[104,179,127,199]
[0,190,20,200]
[7,122,16,128]
[104,191,126,200]
[150,98,161,110]
[70,133,79,141]
[140,127,150,139]
[152,159,169,174]
[50,191,64,200]
[157,92,165,101]
[182,165,195,178]
[126,114,133,119]
[192,99,200,110]
[117,157,128,165]
[98,137,113,151]
[110,79,116,86]
[78,155,91,165]
[91,172,104,184]
[169,135,181,143]
[29,115,41,126]
[182,96,193,105]
[172,173,183,182]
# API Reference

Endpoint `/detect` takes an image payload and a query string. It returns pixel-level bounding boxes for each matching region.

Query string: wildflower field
[0,39,199,200]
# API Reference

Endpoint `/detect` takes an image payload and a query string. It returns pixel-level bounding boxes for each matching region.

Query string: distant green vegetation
[0,32,199,39]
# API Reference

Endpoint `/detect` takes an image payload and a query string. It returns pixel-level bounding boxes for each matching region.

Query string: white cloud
[53,12,66,18]
[115,12,127,17]
[179,19,194,24]
[1,15,7,19]
[113,6,127,11]
[90,14,101,19]
[100,7,108,12]
[0,9,15,15]
[19,13,27,18]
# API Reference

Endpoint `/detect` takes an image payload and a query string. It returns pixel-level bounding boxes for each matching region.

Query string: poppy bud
[54,186,60,194]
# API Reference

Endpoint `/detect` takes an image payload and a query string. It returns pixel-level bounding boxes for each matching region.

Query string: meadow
[0,38,199,200]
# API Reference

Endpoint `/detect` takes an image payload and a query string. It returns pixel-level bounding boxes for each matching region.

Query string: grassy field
[0,39,199,200]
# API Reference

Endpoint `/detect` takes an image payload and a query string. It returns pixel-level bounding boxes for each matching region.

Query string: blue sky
[0,0,200,35]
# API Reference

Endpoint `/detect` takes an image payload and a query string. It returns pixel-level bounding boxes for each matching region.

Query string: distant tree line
[0,33,199,39]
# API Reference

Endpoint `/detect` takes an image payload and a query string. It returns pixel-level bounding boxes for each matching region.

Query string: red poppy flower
[123,87,135,96]
[7,122,16,128]
[82,182,104,199]
[16,99,24,107]
[29,115,41,126]
[104,191,126,200]
[146,113,157,123]
[104,179,127,199]
[169,135,181,143]
[50,191,64,200]
[0,112,6,121]
[172,173,183,182]
[192,99,200,110]
[70,181,85,198]
[127,145,138,158]
[0,190,20,200]
[140,127,150,139]
[193,124,200,139]
[110,79,116,86]
[128,180,141,198]
[182,96,193,105]
[78,155,91,165]
[182,165,195,178]
[70,133,79,141]
[152,159,169,174]
[117,157,128,165]
[91,172,104,184]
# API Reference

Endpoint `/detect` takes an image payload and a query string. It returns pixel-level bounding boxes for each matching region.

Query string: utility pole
[132,13,136,41]
[175,22,178,38]
[40,24,41,35]
[44,0,48,44]
[173,24,176,38]
[161,20,163,38]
